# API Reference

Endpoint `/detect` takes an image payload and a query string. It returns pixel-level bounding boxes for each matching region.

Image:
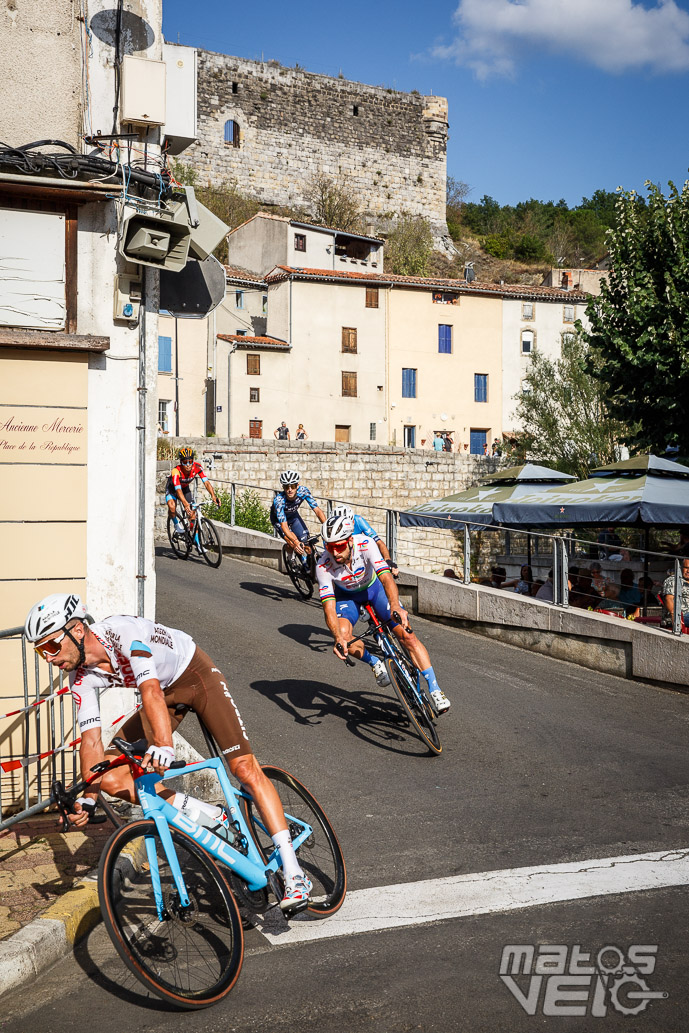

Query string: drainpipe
[136,268,148,616]
[174,316,180,436]
[226,341,238,437]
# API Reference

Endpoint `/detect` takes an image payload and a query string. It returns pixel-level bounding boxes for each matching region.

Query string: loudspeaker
[184,187,229,261]
[159,254,226,317]
[117,200,191,272]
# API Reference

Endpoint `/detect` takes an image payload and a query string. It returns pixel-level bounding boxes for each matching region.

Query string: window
[232,82,238,94]
[294,233,306,252]
[249,387,260,402]
[521,381,532,394]
[402,368,417,398]
[470,429,488,455]
[341,327,357,353]
[403,425,416,448]
[335,424,351,442]
[369,422,377,441]
[342,371,357,397]
[353,104,359,116]
[474,373,488,402]
[262,293,268,314]
[365,287,379,308]
[433,291,458,305]
[246,353,260,375]
[235,290,244,309]
[158,335,172,373]
[158,400,170,433]
[522,302,534,320]
[235,329,248,336]
[563,304,575,322]
[438,324,452,353]
[521,330,534,354]
[223,119,240,147]
[562,331,575,348]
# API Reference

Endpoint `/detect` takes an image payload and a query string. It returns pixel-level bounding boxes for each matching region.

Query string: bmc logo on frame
[499,943,667,1017]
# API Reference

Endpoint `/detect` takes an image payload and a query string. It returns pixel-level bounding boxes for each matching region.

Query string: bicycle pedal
[280,898,310,919]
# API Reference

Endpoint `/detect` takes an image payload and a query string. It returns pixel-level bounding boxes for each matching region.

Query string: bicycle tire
[99,819,244,1010]
[167,513,191,560]
[241,765,346,917]
[197,516,222,568]
[282,545,314,600]
[384,635,442,755]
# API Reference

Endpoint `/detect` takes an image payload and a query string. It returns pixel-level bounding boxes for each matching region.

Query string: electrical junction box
[113,272,143,323]
[120,55,166,127]
[162,43,197,154]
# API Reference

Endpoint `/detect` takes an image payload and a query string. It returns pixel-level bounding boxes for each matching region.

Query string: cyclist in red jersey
[166,447,218,537]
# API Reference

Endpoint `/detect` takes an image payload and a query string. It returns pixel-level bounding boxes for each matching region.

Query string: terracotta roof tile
[223,265,267,285]
[217,333,290,349]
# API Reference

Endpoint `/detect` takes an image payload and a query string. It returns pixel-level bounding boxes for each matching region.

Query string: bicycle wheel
[242,765,346,917]
[99,819,244,1010]
[384,636,442,756]
[197,517,222,568]
[167,513,191,560]
[282,545,314,599]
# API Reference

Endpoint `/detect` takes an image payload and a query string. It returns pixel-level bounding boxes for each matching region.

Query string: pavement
[0,809,113,997]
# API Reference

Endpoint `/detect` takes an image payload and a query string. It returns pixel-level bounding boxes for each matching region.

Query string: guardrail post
[387,509,398,564]
[673,558,682,636]
[561,538,569,607]
[327,499,334,518]
[463,524,471,584]
[552,536,560,605]
[230,482,236,526]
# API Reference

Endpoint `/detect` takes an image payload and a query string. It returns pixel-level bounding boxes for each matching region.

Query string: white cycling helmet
[331,505,354,520]
[322,514,355,544]
[279,469,300,486]
[24,593,87,643]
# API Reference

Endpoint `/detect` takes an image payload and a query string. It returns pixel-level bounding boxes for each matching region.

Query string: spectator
[482,442,489,456]
[535,570,554,601]
[660,557,689,629]
[504,564,534,595]
[443,567,459,580]
[570,569,603,610]
[433,432,444,452]
[443,433,453,452]
[597,526,622,559]
[491,437,502,457]
[274,421,290,441]
[589,561,608,596]
[661,526,689,557]
[490,566,507,589]
[615,567,642,618]
[296,424,308,440]
[638,574,659,610]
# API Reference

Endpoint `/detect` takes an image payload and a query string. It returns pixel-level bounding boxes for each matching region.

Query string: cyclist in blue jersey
[316,514,450,712]
[271,470,326,565]
[330,505,398,579]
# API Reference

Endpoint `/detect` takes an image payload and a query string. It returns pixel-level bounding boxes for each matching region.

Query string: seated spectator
[660,557,689,628]
[615,567,642,617]
[535,571,554,601]
[638,574,660,610]
[490,566,507,589]
[504,564,534,595]
[443,567,459,580]
[589,561,608,596]
[569,569,603,610]
[597,526,622,559]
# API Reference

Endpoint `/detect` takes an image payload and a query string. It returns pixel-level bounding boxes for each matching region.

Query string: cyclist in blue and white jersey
[315,514,450,712]
[329,505,399,579]
[271,470,326,564]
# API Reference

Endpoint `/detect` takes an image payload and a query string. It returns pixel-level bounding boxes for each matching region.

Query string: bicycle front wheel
[282,545,314,599]
[197,516,223,567]
[385,637,442,756]
[167,513,191,560]
[242,766,346,917]
[98,819,244,1010]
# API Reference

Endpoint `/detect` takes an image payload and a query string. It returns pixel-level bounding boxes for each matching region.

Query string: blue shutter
[402,368,417,398]
[158,336,172,373]
[474,374,488,402]
[224,120,233,144]
[470,430,487,454]
[438,324,452,353]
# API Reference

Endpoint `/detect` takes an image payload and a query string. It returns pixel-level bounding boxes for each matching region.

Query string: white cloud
[433,0,689,79]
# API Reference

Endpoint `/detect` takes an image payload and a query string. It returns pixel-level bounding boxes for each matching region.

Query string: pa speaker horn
[160,254,226,317]
[118,200,191,272]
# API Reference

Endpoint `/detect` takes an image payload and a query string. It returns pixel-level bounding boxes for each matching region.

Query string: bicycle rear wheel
[99,819,244,1010]
[167,513,191,560]
[197,516,223,568]
[242,765,346,916]
[282,545,314,599]
[384,637,442,756]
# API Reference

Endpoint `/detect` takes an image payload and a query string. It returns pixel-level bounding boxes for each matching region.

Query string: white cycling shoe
[280,873,313,913]
[431,688,451,714]
[371,658,391,687]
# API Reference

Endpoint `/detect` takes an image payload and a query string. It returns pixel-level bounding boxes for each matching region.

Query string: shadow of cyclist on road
[239,580,319,604]
[277,623,331,654]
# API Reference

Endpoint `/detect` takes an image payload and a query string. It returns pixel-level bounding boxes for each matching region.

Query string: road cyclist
[166,447,219,538]
[24,593,314,912]
[270,469,326,571]
[316,513,450,713]
[329,504,398,578]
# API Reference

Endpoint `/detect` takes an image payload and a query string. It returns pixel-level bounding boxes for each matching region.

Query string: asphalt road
[4,547,689,1031]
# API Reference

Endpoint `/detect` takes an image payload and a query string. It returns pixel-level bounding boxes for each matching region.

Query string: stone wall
[186,50,449,240]
[156,438,503,573]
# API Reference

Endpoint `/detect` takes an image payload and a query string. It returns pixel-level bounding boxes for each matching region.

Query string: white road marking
[250,848,689,947]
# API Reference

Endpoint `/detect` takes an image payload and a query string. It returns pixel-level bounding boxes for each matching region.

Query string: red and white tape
[0,703,142,772]
[0,687,71,722]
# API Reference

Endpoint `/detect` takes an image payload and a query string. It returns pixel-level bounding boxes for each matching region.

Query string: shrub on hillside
[205,489,274,535]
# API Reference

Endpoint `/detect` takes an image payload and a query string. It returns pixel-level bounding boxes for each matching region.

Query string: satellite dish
[160,254,226,318]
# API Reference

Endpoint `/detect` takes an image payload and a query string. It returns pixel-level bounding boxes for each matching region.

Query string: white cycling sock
[272,828,302,880]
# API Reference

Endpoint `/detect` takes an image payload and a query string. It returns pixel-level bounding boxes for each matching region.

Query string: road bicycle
[167,498,222,568]
[338,605,442,756]
[282,533,321,599]
[51,735,346,1010]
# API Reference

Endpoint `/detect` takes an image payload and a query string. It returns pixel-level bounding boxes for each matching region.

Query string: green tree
[304,172,362,231]
[511,333,623,479]
[385,215,433,275]
[582,181,689,454]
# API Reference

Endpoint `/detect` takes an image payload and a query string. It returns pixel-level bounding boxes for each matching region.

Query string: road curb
[0,875,100,998]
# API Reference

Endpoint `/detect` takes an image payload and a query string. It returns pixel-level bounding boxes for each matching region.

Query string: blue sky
[162,0,689,208]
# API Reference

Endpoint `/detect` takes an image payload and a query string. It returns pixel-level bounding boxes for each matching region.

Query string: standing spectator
[296,424,308,440]
[274,421,290,441]
[660,557,689,628]
[482,442,489,456]
[433,432,444,452]
[491,437,502,457]
[443,433,453,452]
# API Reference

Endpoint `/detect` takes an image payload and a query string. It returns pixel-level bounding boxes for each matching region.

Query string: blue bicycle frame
[134,756,313,921]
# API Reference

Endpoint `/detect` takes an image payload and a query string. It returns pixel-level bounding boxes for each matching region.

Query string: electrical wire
[0,139,171,195]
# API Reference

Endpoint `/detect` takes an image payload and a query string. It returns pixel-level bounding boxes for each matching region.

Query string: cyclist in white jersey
[316,516,450,712]
[24,595,313,911]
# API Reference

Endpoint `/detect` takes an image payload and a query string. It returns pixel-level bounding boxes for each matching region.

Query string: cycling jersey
[352,514,380,541]
[271,485,319,526]
[70,616,195,730]
[316,534,389,602]
[170,462,209,492]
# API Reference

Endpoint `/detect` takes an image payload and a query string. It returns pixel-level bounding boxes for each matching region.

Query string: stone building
[183,48,450,242]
